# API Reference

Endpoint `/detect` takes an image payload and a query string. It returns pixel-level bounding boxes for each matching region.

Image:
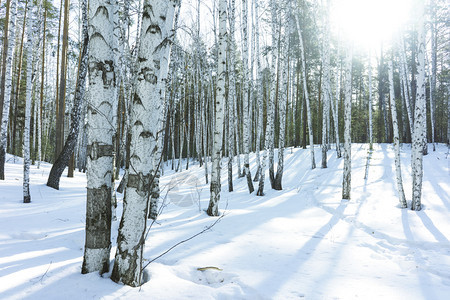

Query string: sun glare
[330,0,413,48]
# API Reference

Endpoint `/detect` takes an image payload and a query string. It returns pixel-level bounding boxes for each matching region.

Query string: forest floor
[0,143,449,299]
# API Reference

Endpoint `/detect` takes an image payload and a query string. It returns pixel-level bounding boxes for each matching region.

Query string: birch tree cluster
[0,0,448,286]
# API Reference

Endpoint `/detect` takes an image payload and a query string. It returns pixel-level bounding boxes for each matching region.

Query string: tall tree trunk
[0,0,13,129]
[294,11,315,169]
[253,0,262,183]
[55,0,69,161]
[207,0,226,216]
[411,0,426,211]
[111,0,178,286]
[0,0,17,180]
[23,0,34,203]
[267,0,278,188]
[227,0,236,192]
[37,7,47,169]
[242,0,255,194]
[430,0,437,151]
[388,57,407,208]
[398,37,413,136]
[332,43,341,157]
[321,1,331,168]
[273,27,289,191]
[47,0,88,190]
[81,0,117,275]
[342,46,353,200]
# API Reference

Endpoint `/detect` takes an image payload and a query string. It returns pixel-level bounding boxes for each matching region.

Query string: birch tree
[253,0,263,183]
[411,0,426,211]
[321,0,331,168]
[241,0,254,193]
[207,0,226,216]
[342,46,353,200]
[23,1,35,203]
[294,7,315,169]
[273,11,290,191]
[227,0,236,192]
[388,56,407,208]
[111,0,178,286]
[0,0,17,180]
[81,0,118,275]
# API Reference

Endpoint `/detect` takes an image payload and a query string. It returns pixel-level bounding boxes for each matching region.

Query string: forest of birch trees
[0,0,448,286]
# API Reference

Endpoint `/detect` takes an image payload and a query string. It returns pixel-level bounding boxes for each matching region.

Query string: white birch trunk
[321,1,331,168]
[253,0,263,183]
[294,12,315,169]
[274,22,289,190]
[207,0,226,216]
[342,46,353,200]
[82,0,117,275]
[241,0,254,192]
[388,58,407,208]
[111,0,177,285]
[227,0,236,192]
[399,37,414,132]
[411,0,426,211]
[0,0,17,180]
[23,2,35,203]
[331,38,342,158]
[368,50,373,150]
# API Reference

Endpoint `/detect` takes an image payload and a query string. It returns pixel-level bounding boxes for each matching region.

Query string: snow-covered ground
[0,143,449,299]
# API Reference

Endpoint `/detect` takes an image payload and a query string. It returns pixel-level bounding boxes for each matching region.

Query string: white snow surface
[1,143,449,299]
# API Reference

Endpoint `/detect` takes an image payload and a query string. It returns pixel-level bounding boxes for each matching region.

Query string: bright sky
[330,0,414,49]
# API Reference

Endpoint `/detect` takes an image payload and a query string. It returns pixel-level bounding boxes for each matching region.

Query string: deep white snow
[0,143,449,299]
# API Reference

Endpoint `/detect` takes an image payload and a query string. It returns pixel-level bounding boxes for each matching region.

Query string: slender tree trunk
[242,0,251,194]
[0,0,17,180]
[55,0,69,161]
[37,7,47,169]
[81,0,117,275]
[267,0,278,188]
[388,57,407,208]
[430,1,437,151]
[273,25,289,191]
[398,37,413,135]
[332,42,341,157]
[47,0,88,190]
[0,0,13,129]
[411,0,426,211]
[368,50,373,150]
[294,12,315,169]
[227,0,236,192]
[207,0,226,216]
[342,46,353,200]
[23,1,34,203]
[321,1,331,168]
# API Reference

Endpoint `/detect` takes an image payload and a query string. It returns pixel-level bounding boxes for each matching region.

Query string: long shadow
[253,200,349,298]
[401,209,438,299]
[417,211,450,243]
